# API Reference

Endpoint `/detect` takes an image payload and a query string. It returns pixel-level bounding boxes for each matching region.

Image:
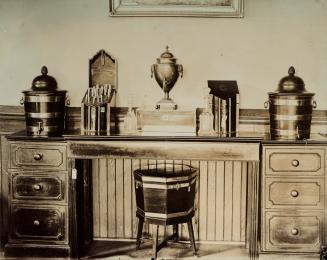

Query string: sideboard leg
[248,161,259,259]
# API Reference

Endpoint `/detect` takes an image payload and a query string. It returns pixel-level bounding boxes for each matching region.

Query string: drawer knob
[291,228,299,235]
[33,153,43,161]
[33,220,40,226]
[33,184,42,191]
[291,159,300,167]
[290,190,299,197]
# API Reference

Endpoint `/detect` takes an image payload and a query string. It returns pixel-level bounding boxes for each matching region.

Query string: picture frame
[109,0,243,18]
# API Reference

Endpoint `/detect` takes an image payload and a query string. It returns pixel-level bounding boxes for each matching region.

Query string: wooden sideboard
[1,132,327,259]
[261,143,326,254]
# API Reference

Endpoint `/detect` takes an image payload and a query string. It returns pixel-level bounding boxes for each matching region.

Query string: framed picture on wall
[109,0,243,17]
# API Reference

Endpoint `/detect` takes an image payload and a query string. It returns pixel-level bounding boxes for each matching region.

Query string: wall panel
[92,158,250,243]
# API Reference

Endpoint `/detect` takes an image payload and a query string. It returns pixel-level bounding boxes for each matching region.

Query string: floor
[0,240,320,260]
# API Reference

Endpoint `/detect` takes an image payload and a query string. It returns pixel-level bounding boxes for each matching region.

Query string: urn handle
[66,96,70,106]
[20,96,24,105]
[178,64,183,78]
[313,100,317,109]
[151,64,155,78]
[264,100,270,109]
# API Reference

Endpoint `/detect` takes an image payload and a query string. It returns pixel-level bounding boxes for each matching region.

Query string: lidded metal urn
[21,66,68,136]
[265,66,316,140]
[151,46,183,110]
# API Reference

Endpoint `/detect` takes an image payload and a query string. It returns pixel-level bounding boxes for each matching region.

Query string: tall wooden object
[89,50,117,102]
[81,50,117,135]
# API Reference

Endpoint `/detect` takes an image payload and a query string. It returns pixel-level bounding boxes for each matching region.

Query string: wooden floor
[82,240,319,260]
[0,240,320,259]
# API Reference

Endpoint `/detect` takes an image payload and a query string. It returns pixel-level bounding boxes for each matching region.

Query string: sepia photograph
[0,0,326,260]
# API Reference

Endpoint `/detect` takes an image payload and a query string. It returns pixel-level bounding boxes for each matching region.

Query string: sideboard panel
[91,158,249,243]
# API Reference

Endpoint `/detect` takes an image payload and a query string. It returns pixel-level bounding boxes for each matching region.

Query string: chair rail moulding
[109,0,244,17]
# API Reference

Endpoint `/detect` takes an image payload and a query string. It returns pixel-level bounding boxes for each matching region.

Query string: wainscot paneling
[91,158,250,243]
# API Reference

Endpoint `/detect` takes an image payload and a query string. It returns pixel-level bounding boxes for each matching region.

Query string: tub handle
[66,96,70,106]
[20,97,24,105]
[264,100,270,109]
[37,121,44,135]
[312,100,317,109]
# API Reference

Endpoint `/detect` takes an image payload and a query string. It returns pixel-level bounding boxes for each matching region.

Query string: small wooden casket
[134,164,198,225]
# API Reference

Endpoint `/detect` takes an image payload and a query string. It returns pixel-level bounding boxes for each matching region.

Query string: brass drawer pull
[33,220,40,226]
[291,228,299,235]
[290,190,299,197]
[33,153,43,161]
[291,159,300,167]
[32,184,42,191]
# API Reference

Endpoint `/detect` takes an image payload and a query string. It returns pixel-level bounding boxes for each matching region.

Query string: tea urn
[151,46,183,110]
[21,66,68,136]
[265,66,316,140]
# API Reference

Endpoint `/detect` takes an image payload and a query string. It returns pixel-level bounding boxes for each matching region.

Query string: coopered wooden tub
[134,163,198,259]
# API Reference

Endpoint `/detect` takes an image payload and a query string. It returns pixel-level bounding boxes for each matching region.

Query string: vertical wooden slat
[107,159,116,238]
[191,160,200,241]
[131,159,140,238]
[207,160,216,241]
[91,159,100,237]
[199,160,208,240]
[246,162,252,248]
[98,159,108,238]
[241,161,248,242]
[224,161,233,241]
[92,159,100,237]
[115,159,124,238]
[232,161,242,242]
[124,159,132,238]
[215,161,225,241]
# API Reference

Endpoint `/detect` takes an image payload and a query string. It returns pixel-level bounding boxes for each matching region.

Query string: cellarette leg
[173,224,179,242]
[152,225,159,259]
[136,217,144,249]
[187,220,197,256]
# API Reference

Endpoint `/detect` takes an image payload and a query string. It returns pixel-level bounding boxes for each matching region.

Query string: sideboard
[1,131,327,259]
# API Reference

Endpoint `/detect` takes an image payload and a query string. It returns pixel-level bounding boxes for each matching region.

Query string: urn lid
[156,46,177,64]
[277,66,306,93]
[31,66,58,91]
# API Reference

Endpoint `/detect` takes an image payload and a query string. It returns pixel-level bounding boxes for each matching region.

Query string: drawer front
[265,147,324,176]
[265,178,324,209]
[263,211,323,252]
[10,205,67,243]
[12,172,66,201]
[10,143,66,170]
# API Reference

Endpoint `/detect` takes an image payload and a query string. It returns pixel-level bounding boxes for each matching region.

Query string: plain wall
[0,0,326,109]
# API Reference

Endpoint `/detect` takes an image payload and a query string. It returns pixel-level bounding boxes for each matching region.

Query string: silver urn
[151,46,183,110]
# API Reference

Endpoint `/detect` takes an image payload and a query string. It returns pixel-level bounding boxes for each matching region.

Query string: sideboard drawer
[265,148,324,176]
[12,172,66,201]
[10,205,67,243]
[10,143,66,170]
[263,211,323,252]
[265,178,324,209]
